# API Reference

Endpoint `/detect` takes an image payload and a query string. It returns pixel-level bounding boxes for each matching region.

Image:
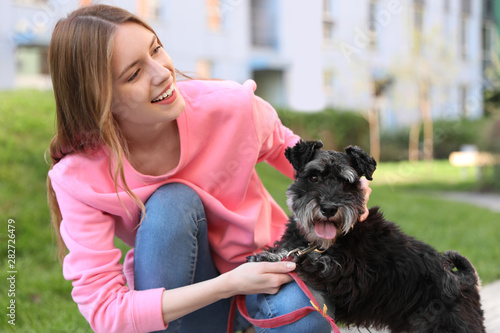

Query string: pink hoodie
[49,79,300,332]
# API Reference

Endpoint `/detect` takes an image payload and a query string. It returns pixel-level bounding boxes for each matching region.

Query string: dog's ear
[344,145,377,181]
[285,140,323,175]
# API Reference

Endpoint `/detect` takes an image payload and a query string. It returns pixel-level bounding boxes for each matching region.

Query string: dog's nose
[320,207,338,218]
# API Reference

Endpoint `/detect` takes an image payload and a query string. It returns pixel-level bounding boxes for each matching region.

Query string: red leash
[227,271,340,332]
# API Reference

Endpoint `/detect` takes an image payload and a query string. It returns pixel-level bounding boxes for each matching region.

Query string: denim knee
[246,282,332,333]
[141,183,206,231]
[134,183,208,290]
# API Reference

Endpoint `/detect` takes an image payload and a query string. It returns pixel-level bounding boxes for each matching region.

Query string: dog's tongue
[314,221,337,239]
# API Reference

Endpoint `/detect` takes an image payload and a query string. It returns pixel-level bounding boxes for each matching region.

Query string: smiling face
[110,23,185,128]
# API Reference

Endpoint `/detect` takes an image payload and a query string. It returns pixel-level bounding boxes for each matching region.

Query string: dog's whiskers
[337,206,357,235]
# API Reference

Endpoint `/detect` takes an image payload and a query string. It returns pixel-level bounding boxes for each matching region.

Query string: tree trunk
[421,83,434,162]
[409,122,421,162]
[368,105,380,162]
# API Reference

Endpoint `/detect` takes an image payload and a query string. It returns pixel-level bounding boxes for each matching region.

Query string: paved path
[482,280,500,332]
[339,191,500,332]
[435,191,500,213]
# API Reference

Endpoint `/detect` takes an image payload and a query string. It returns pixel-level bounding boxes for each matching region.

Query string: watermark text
[6,219,16,326]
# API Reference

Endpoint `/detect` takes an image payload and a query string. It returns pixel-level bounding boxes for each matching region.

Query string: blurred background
[1,0,500,332]
[2,0,500,167]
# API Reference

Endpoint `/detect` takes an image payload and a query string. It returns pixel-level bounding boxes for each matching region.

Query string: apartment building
[0,0,494,128]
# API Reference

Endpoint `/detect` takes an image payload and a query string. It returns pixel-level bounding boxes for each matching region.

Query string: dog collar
[286,243,326,259]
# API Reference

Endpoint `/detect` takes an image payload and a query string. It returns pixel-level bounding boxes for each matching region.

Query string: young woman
[47,4,371,333]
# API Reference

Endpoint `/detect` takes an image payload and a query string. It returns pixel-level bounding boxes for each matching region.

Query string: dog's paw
[246,254,261,262]
[247,253,271,262]
[247,251,284,262]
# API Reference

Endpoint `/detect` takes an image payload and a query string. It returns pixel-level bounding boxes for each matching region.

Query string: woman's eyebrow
[118,34,157,79]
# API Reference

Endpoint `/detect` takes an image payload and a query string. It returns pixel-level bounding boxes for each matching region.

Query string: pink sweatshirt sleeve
[244,80,300,179]
[51,178,167,333]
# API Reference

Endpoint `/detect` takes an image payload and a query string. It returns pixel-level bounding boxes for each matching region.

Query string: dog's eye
[309,175,319,183]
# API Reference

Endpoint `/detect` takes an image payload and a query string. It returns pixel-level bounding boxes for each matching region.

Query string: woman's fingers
[230,261,295,295]
[358,177,372,222]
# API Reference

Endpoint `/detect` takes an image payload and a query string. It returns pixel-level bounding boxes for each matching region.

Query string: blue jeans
[134,183,330,333]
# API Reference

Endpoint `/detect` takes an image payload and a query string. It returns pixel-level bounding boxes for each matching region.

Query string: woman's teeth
[152,86,175,103]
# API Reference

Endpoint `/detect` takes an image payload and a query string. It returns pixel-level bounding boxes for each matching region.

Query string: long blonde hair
[47,4,164,262]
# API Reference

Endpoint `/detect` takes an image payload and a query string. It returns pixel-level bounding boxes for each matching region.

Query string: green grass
[0,90,92,332]
[1,89,499,332]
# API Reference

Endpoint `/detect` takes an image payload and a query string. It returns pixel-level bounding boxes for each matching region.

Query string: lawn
[1,90,499,332]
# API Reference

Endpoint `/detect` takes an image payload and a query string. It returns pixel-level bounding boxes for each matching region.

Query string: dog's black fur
[248,140,485,333]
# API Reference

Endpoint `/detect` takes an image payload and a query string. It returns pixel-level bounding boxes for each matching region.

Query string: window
[251,0,277,48]
[443,0,450,13]
[79,0,93,6]
[15,45,50,88]
[196,59,213,79]
[441,0,452,56]
[460,0,471,60]
[461,0,471,14]
[136,0,162,21]
[16,45,49,75]
[484,0,494,17]
[323,69,334,94]
[482,22,493,61]
[207,0,222,31]
[481,0,495,66]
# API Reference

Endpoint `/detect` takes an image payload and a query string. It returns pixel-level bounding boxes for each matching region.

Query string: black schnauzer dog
[248,140,485,333]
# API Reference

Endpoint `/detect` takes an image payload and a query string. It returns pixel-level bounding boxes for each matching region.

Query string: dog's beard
[289,195,358,249]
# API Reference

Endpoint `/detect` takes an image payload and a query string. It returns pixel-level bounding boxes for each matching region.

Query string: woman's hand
[160,261,295,324]
[358,177,372,222]
[222,261,296,297]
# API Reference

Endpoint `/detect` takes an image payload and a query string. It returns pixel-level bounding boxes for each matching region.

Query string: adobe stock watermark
[338,0,403,63]
[8,0,72,47]
[6,219,17,326]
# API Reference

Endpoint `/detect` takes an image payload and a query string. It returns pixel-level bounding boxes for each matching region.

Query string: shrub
[277,108,370,151]
[379,118,489,162]
[379,127,410,161]
[432,118,488,159]
[480,115,500,190]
